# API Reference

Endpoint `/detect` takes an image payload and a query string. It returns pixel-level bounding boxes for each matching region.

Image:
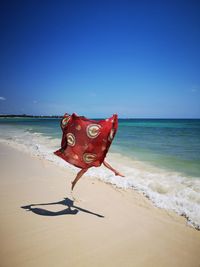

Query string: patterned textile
[54,113,118,169]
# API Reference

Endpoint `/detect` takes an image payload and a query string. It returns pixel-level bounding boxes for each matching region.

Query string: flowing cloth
[54,113,118,169]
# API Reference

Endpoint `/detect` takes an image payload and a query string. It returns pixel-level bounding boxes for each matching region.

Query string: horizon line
[0,114,200,119]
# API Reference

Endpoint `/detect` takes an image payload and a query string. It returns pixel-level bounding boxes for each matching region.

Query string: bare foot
[115,171,125,177]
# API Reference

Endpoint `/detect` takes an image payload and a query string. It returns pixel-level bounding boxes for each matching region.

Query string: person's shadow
[21,197,104,218]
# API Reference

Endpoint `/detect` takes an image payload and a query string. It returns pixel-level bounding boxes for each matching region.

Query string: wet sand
[0,142,200,267]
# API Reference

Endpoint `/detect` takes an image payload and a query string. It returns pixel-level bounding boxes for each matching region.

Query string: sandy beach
[0,142,200,267]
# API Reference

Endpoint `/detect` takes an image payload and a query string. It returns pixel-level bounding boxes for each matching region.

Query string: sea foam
[0,124,200,229]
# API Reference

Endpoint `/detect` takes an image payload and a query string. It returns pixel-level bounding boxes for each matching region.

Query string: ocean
[0,117,200,229]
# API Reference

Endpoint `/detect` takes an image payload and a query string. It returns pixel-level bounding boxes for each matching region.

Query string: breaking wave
[0,124,200,229]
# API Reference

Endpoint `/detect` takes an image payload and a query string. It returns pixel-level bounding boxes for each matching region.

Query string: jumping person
[54,113,124,191]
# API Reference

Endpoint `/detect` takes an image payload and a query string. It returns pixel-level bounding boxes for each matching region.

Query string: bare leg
[103,160,125,177]
[71,168,88,191]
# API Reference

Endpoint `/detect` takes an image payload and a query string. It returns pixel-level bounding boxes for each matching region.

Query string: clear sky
[0,0,200,118]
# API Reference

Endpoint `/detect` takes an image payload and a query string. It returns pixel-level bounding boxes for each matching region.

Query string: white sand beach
[0,142,200,267]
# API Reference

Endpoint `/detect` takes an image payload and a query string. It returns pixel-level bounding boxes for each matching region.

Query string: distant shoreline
[0,115,199,120]
[0,114,62,118]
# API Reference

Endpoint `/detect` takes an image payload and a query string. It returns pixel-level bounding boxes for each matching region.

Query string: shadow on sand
[21,197,104,218]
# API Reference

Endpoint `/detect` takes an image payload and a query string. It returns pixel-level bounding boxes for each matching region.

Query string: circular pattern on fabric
[83,153,97,164]
[86,124,101,139]
[61,116,70,128]
[66,133,75,146]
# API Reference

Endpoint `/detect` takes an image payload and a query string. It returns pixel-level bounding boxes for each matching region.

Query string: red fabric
[54,113,118,169]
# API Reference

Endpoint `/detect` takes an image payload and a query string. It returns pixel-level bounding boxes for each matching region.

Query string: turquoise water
[1,117,200,177]
[115,119,200,177]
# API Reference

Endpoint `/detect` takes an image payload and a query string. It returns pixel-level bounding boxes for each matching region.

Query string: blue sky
[0,0,200,118]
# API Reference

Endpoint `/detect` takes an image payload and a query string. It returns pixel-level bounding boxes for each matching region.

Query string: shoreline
[1,134,200,230]
[0,142,200,267]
